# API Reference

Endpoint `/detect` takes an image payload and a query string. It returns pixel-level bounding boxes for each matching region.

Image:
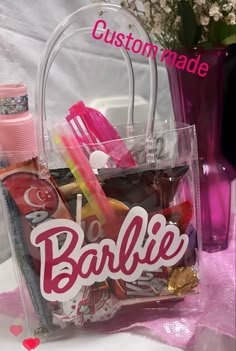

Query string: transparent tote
[0,3,201,341]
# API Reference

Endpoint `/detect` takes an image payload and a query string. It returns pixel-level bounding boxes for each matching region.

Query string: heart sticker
[9,324,23,336]
[22,338,40,351]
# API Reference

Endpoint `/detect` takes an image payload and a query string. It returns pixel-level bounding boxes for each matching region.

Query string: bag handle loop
[35,3,158,177]
[46,27,135,133]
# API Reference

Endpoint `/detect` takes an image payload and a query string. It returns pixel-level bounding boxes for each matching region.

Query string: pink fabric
[0,231,235,349]
[0,290,25,318]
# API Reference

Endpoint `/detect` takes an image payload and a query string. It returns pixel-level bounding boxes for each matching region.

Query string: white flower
[151,23,162,34]
[195,0,206,5]
[175,16,181,23]
[200,16,210,26]
[226,12,236,25]
[209,3,220,16]
[155,0,171,14]
[229,0,236,9]
[209,3,222,22]
[160,0,167,9]
[144,2,151,18]
[213,13,223,21]
[165,6,171,13]
[222,3,233,12]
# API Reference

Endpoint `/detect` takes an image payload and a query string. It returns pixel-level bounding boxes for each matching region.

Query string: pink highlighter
[66,101,137,169]
[52,123,117,228]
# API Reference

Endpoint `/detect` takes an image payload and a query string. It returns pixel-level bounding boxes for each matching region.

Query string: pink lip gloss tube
[0,83,38,165]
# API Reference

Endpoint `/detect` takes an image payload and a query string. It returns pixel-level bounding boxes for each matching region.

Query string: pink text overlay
[92,19,209,77]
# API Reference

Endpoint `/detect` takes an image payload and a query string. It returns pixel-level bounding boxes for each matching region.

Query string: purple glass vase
[166,46,236,252]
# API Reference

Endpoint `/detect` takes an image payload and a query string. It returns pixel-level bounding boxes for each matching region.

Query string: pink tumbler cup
[0,83,38,164]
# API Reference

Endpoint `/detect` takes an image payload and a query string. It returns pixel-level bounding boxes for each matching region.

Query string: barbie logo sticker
[31,206,189,302]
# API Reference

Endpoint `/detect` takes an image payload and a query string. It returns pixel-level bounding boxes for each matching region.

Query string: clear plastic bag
[0,3,202,341]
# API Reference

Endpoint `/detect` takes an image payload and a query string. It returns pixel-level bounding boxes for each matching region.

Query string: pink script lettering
[31,207,189,302]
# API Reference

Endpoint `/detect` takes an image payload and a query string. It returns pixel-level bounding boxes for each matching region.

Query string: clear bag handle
[44,27,135,135]
[35,3,158,176]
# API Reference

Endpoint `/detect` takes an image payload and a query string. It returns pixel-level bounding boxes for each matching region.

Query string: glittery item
[167,266,199,296]
[0,95,28,115]
[53,286,91,327]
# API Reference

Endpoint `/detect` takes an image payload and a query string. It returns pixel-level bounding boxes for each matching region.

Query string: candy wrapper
[0,158,74,332]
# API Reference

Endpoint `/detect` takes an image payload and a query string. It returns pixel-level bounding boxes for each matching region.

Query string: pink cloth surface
[0,230,235,350]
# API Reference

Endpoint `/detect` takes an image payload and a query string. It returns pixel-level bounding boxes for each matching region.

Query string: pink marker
[67,101,137,169]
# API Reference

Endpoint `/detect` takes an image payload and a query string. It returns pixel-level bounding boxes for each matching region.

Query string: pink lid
[0,83,27,98]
